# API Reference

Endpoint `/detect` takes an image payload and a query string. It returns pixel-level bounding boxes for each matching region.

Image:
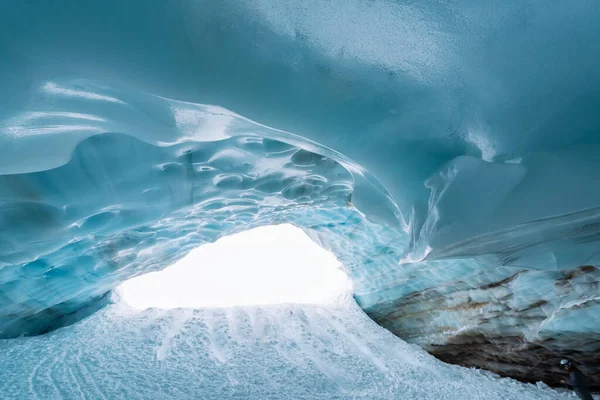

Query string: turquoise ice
[0,0,599,391]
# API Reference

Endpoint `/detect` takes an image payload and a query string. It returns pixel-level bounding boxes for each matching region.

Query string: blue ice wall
[1,0,600,387]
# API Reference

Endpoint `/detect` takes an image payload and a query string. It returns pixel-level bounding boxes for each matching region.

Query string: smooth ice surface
[118,224,352,309]
[0,296,572,400]
[1,0,600,387]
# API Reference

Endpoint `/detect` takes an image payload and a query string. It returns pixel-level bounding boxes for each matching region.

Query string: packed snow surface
[0,296,571,400]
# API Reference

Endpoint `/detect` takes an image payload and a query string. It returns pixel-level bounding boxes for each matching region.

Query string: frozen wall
[1,0,599,388]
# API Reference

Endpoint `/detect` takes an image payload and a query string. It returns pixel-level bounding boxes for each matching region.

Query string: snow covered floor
[0,296,574,400]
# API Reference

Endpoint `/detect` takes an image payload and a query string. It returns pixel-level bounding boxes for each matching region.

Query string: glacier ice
[1,0,600,391]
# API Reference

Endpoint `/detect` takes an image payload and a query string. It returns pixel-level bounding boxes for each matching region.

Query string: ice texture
[1,0,600,388]
[0,297,572,400]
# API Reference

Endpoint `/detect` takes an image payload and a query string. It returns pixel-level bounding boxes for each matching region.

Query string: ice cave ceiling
[0,0,599,389]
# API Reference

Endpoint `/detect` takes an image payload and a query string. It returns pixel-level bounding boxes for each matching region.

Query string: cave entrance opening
[116,224,353,310]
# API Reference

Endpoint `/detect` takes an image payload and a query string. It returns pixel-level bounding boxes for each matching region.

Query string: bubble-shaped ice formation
[1,0,600,389]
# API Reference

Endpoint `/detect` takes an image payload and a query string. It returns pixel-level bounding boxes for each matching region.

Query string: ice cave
[0,0,599,399]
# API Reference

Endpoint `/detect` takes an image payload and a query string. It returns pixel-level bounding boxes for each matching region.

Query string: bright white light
[117,224,352,310]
